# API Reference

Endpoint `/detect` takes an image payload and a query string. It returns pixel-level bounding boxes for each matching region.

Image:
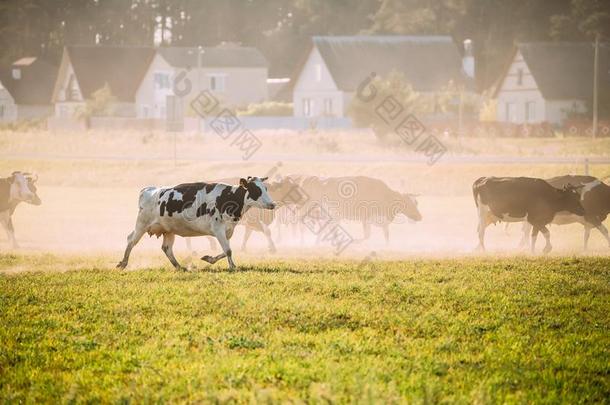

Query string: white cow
[117,177,275,270]
[0,171,41,248]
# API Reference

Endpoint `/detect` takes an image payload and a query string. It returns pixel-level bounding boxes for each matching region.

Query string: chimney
[462,39,475,79]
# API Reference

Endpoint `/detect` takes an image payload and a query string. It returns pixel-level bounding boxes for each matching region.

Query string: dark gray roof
[0,57,58,104]
[66,46,155,102]
[158,46,268,69]
[312,36,469,92]
[517,42,610,100]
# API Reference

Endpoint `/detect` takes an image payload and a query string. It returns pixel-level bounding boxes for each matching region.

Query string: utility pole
[197,46,203,135]
[592,33,600,139]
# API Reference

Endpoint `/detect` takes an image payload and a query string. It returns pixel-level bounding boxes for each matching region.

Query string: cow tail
[472,177,485,208]
[138,186,155,211]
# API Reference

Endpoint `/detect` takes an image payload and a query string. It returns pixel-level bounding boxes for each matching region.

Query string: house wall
[135,54,174,118]
[53,53,86,119]
[496,50,547,124]
[293,46,344,117]
[182,66,268,108]
[137,54,269,118]
[54,59,83,104]
[17,105,53,120]
[0,86,17,122]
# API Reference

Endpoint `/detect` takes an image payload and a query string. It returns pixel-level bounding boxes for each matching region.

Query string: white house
[494,42,610,125]
[52,45,269,121]
[0,57,57,122]
[52,46,156,119]
[292,36,475,118]
[152,45,269,118]
[0,78,15,123]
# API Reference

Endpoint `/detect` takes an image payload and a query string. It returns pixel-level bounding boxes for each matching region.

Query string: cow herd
[1,170,609,270]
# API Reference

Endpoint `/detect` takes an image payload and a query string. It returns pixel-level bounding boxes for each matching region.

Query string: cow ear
[239,178,248,188]
[260,176,268,182]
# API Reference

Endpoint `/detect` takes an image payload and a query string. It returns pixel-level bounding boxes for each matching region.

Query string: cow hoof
[269,247,277,254]
[543,246,552,254]
[116,262,126,269]
[176,266,188,272]
[201,255,214,264]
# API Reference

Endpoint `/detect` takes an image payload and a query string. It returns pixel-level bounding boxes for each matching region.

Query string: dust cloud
[1,129,607,269]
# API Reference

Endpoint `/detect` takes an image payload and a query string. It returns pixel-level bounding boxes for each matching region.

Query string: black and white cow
[117,177,275,270]
[0,171,41,248]
[517,175,610,249]
[473,176,585,253]
[215,176,297,253]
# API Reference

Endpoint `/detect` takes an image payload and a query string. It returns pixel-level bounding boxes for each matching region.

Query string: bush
[347,71,424,141]
[237,102,293,116]
[75,83,116,120]
[0,117,47,131]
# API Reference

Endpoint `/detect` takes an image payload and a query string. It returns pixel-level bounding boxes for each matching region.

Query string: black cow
[517,175,610,249]
[0,171,41,248]
[473,176,585,253]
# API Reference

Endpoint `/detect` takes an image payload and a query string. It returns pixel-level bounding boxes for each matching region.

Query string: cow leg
[241,226,253,252]
[519,221,531,248]
[208,236,217,250]
[530,226,540,254]
[202,224,235,269]
[261,223,277,253]
[185,237,195,254]
[0,213,18,249]
[117,228,145,269]
[161,233,185,271]
[7,218,18,248]
[594,223,610,248]
[362,222,371,240]
[382,223,390,245]
[583,225,592,250]
[476,218,488,251]
[540,226,552,254]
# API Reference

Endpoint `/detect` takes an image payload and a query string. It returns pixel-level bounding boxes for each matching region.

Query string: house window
[303,98,313,116]
[315,64,322,82]
[209,74,226,91]
[67,74,79,101]
[525,101,536,122]
[505,102,516,122]
[12,68,21,80]
[323,98,333,115]
[59,105,70,118]
[154,72,170,90]
[517,68,523,86]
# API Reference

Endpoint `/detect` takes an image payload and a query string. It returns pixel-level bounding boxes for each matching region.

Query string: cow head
[10,171,41,206]
[268,176,305,206]
[559,185,585,216]
[240,177,276,210]
[400,193,422,222]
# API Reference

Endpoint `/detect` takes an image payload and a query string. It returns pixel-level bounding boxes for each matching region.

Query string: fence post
[584,158,589,175]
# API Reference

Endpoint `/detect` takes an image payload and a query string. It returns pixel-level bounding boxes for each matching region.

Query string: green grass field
[1,254,608,403]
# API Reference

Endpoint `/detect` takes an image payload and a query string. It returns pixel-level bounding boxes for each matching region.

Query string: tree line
[0,0,608,89]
